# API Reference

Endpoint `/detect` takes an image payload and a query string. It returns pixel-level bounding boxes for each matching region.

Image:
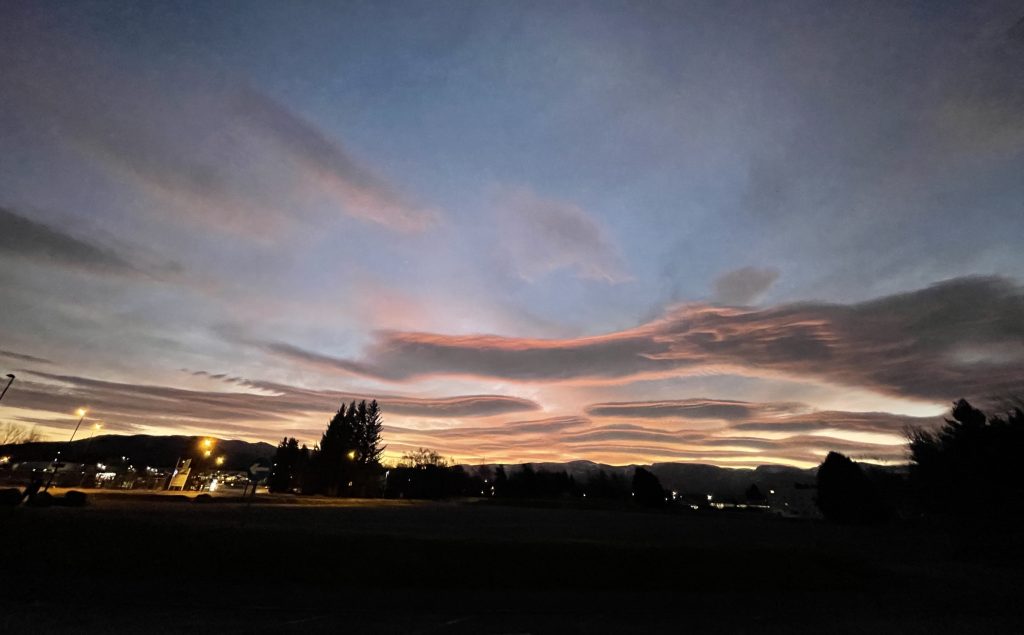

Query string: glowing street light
[347,450,357,460]
[215,456,225,466]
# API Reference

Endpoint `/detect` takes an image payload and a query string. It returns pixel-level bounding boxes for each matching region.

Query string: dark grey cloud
[713,266,780,305]
[387,416,590,441]
[0,349,53,365]
[5,371,542,438]
[253,276,1024,402]
[0,206,135,274]
[731,410,940,436]
[585,399,803,420]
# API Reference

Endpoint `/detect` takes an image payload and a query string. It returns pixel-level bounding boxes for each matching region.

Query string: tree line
[816,398,1024,523]
[270,394,1024,522]
[268,400,673,506]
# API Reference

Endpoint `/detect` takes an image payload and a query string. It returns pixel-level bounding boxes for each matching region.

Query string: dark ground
[2,491,1022,634]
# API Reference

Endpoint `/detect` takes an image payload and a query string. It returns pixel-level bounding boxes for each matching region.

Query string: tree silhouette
[632,467,667,507]
[909,398,1024,515]
[309,399,387,496]
[745,483,767,505]
[359,400,386,466]
[268,437,309,493]
[400,447,448,468]
[0,422,40,445]
[493,466,508,497]
[816,451,888,523]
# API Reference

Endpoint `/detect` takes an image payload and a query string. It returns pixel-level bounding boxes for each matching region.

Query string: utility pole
[0,373,14,402]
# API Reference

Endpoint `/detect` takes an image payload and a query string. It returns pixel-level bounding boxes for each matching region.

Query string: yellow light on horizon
[216,456,225,466]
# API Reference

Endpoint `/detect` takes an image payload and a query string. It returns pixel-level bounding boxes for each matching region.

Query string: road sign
[248,460,271,482]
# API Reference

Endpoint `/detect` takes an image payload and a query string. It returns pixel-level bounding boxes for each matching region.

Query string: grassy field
[2,491,1022,634]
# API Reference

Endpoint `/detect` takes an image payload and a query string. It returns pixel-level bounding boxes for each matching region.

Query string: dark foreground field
[2,492,1022,634]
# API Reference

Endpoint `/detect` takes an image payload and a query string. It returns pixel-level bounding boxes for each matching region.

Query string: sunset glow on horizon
[2,2,1023,468]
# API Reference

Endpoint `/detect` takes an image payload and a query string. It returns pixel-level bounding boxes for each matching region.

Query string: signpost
[167,458,192,490]
[240,459,272,528]
[245,460,271,497]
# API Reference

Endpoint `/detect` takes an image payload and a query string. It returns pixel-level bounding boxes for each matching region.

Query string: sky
[2,1,1023,468]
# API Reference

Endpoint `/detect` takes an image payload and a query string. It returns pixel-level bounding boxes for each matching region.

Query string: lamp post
[78,422,103,488]
[44,408,87,491]
[0,373,14,402]
[83,421,103,456]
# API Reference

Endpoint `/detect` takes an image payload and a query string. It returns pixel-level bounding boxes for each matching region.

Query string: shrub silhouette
[632,467,667,508]
[25,491,54,507]
[745,484,767,505]
[816,452,888,523]
[61,490,88,507]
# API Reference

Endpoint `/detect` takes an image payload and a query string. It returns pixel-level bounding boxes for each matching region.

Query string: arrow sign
[248,461,271,482]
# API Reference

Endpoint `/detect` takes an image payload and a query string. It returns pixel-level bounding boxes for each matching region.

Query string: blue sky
[2,2,1023,466]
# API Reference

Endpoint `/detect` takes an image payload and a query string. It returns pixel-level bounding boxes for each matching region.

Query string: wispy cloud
[713,266,780,305]
[6,371,540,429]
[0,349,53,365]
[252,276,1024,403]
[495,187,629,283]
[0,206,136,274]
[2,32,438,237]
[233,86,438,232]
[585,399,805,420]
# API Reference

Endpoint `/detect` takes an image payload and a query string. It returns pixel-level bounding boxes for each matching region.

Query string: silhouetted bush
[816,452,888,523]
[583,470,630,500]
[385,464,483,499]
[25,491,54,507]
[61,490,88,507]
[193,493,213,503]
[632,467,667,507]
[909,399,1024,516]
[0,488,22,506]
[745,484,767,505]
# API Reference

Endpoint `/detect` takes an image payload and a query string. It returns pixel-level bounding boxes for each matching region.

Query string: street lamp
[44,407,88,491]
[0,373,14,402]
[78,422,103,488]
